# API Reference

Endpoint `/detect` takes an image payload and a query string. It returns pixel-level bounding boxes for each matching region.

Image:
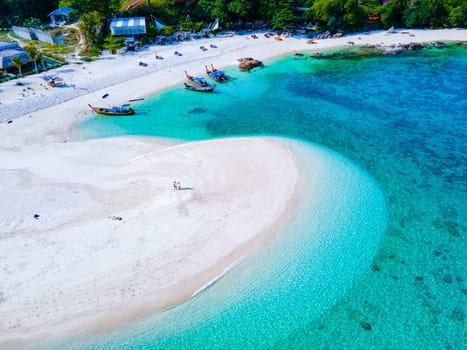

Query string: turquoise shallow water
[48,140,386,350]
[71,45,466,349]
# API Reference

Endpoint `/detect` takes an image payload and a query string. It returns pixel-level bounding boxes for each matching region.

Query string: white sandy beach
[0,28,466,346]
[0,136,299,346]
[0,28,466,122]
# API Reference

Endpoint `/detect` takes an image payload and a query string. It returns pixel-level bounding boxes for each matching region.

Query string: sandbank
[0,136,300,346]
[0,28,465,347]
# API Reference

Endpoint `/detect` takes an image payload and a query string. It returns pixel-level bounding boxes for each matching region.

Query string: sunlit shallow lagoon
[64,44,467,349]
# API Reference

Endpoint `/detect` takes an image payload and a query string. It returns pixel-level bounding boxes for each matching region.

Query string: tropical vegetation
[0,0,466,56]
[1,0,465,31]
[23,41,43,73]
[10,56,23,78]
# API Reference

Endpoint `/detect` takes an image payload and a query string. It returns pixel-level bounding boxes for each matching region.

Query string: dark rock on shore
[238,57,263,71]
[407,42,424,51]
[432,41,447,48]
[309,40,462,60]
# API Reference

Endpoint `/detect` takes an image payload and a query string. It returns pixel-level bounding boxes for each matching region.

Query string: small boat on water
[88,104,134,116]
[185,71,209,86]
[206,64,227,82]
[184,82,215,92]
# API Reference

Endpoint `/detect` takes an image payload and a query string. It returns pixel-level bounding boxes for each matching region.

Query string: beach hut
[110,17,147,36]
[110,17,147,51]
[48,7,74,27]
[0,42,30,71]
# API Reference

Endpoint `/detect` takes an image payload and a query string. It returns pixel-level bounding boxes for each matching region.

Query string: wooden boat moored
[88,104,134,116]
[185,71,209,86]
[206,64,227,82]
[184,82,215,92]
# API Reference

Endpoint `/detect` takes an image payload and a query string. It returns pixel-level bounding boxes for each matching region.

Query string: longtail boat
[184,82,215,92]
[185,71,209,86]
[88,104,134,116]
[206,64,227,82]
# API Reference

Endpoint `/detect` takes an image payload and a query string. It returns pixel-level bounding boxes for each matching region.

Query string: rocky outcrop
[309,40,459,60]
[407,42,424,51]
[238,57,263,71]
[432,41,447,48]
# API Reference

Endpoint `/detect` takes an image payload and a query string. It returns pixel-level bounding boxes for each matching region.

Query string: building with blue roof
[48,7,74,27]
[0,42,30,70]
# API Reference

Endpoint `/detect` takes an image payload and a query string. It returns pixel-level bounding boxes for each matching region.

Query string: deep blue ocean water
[71,44,466,349]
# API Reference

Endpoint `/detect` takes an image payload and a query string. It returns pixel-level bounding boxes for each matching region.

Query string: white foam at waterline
[192,256,247,298]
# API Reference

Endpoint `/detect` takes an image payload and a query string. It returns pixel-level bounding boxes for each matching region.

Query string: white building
[110,17,147,36]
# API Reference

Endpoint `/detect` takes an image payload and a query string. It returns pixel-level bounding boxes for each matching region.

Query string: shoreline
[0,28,465,123]
[0,136,301,347]
[0,28,465,347]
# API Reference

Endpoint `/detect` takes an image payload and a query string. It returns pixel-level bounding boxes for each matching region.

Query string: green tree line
[1,0,465,50]
[2,0,465,32]
[0,0,59,27]
[306,0,466,31]
[62,0,467,32]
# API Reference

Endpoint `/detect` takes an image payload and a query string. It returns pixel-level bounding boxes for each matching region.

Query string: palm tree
[10,56,23,78]
[24,42,42,74]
